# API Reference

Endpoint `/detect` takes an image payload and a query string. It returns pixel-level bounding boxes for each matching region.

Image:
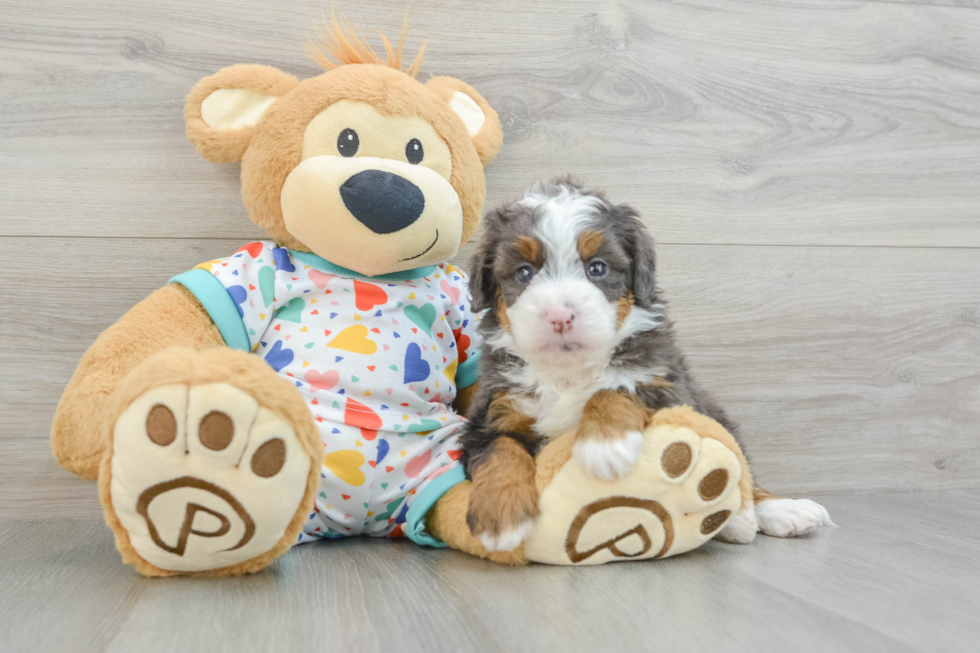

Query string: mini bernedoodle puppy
[460,179,834,552]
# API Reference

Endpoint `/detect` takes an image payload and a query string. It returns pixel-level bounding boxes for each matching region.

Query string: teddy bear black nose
[339,170,426,234]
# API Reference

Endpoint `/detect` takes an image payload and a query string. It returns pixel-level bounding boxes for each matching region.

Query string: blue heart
[264,340,294,372]
[403,343,430,383]
[272,247,295,272]
[227,285,247,317]
[376,439,389,465]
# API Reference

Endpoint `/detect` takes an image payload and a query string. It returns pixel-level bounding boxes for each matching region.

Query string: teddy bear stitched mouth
[340,169,426,234]
[401,230,439,261]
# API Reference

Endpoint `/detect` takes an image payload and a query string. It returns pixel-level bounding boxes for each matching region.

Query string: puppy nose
[340,170,425,234]
[547,308,575,334]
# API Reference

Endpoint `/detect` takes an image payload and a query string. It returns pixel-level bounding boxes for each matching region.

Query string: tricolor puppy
[460,179,833,552]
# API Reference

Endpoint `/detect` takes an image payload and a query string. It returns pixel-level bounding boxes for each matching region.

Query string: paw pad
[109,383,311,573]
[525,422,744,565]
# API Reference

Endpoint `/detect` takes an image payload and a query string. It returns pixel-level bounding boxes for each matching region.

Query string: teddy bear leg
[99,346,320,577]
[425,482,528,566]
[52,284,225,480]
[521,406,750,566]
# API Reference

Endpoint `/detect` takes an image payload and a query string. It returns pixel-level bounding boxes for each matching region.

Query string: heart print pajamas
[171,241,480,546]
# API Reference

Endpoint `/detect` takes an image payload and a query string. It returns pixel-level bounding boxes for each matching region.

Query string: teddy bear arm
[51,283,223,480]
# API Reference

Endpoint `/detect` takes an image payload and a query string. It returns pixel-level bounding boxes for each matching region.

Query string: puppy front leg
[574,390,650,480]
[462,393,540,552]
[466,437,538,552]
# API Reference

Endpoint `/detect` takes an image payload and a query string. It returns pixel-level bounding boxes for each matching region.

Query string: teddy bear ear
[426,77,503,167]
[185,64,300,163]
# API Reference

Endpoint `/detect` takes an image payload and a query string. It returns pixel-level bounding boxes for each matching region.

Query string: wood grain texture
[2,0,980,245]
[1,491,978,653]
[2,237,977,519]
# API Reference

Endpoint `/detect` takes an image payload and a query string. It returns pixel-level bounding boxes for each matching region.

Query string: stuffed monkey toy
[50,20,749,576]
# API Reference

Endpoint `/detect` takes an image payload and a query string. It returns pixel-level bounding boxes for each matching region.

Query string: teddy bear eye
[406,138,424,164]
[337,128,359,157]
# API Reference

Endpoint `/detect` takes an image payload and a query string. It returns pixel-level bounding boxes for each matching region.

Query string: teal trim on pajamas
[455,350,481,389]
[169,269,251,352]
[405,465,467,548]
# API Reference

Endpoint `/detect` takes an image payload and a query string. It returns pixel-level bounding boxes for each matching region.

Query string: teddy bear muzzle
[280,154,463,276]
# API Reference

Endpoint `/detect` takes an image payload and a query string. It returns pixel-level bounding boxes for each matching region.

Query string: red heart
[368,461,376,468]
[371,328,381,334]
[310,309,319,315]
[447,450,463,460]
[236,242,263,258]
[437,333,444,338]
[274,324,281,330]
[342,494,351,500]
[386,466,394,472]
[249,284,256,290]
[354,281,388,311]
[367,366,376,371]
[345,398,382,430]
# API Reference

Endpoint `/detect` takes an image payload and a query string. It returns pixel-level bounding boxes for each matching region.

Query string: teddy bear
[49,18,750,576]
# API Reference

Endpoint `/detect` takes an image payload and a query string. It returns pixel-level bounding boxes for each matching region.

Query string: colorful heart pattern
[184,241,481,542]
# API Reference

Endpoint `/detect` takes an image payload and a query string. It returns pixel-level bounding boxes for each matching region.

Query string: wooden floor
[1,0,978,651]
[2,491,979,653]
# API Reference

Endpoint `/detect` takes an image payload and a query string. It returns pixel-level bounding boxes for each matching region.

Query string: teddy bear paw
[107,382,311,574]
[524,414,745,565]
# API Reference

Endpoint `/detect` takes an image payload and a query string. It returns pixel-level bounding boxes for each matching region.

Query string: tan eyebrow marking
[514,235,543,264]
[577,230,604,259]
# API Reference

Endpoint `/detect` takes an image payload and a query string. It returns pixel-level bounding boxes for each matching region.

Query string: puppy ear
[466,223,499,312]
[621,206,658,307]
[185,64,300,163]
[426,77,502,167]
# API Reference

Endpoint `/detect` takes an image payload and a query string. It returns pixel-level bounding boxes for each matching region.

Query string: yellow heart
[444,360,457,382]
[408,292,416,299]
[327,325,377,355]
[324,450,366,486]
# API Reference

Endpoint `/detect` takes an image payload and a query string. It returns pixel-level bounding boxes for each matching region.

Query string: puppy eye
[587,259,608,279]
[516,265,534,283]
[337,128,359,157]
[406,138,424,164]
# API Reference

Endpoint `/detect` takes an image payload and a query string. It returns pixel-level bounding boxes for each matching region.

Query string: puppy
[460,178,834,552]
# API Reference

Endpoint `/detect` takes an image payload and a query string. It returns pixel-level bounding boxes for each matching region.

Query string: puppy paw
[573,430,644,480]
[756,498,835,538]
[714,504,758,544]
[478,518,537,552]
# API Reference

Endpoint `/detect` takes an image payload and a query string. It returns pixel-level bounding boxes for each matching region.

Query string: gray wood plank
[1,491,977,653]
[2,236,977,519]
[2,0,980,246]
[874,0,980,8]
